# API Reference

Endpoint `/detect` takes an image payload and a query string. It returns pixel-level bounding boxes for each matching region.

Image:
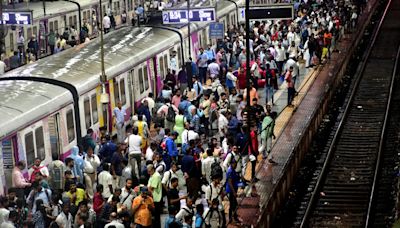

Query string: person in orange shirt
[132,186,155,228]
[243,81,259,105]
[285,66,295,107]
[323,29,332,59]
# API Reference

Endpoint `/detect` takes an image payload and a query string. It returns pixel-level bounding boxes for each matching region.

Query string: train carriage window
[66,110,75,143]
[91,94,98,124]
[159,57,164,78]
[27,28,32,38]
[84,97,92,128]
[9,33,14,52]
[73,16,77,28]
[55,21,59,34]
[69,16,73,28]
[49,22,54,33]
[120,78,126,105]
[25,132,35,167]
[114,80,120,103]
[83,11,87,21]
[139,68,144,93]
[35,127,45,161]
[177,47,182,66]
[143,66,149,90]
[163,54,168,76]
[33,26,37,38]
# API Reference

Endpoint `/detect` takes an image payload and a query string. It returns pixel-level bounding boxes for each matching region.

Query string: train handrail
[0,76,82,146]
[365,45,400,227]
[299,0,393,226]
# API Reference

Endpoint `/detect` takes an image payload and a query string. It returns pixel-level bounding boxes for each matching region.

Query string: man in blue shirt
[99,134,117,164]
[166,132,179,161]
[113,101,127,143]
[26,181,52,213]
[226,159,240,224]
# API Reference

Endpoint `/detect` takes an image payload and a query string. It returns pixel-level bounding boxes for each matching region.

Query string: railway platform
[225,0,382,226]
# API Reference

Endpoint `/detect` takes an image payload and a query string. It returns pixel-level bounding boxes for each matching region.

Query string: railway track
[299,0,400,226]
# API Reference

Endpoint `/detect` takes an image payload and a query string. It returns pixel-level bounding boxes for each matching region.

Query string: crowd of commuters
[1,0,365,227]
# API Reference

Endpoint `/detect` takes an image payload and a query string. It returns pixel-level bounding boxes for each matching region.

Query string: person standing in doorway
[113,101,127,143]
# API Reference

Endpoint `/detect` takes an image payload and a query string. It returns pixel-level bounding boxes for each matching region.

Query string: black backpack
[166,105,176,122]
[210,158,223,180]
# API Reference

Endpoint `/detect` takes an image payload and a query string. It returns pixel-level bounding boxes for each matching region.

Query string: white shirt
[84,154,101,173]
[98,170,113,198]
[207,62,220,78]
[161,170,179,189]
[284,58,299,77]
[201,156,214,182]
[55,212,73,228]
[0,61,5,75]
[205,182,222,203]
[120,187,136,209]
[103,15,111,29]
[125,134,142,154]
[218,115,228,137]
[105,220,124,228]
[145,147,155,161]
[181,129,199,145]
[28,164,49,178]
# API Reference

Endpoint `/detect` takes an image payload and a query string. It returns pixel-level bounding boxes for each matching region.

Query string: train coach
[0,0,241,194]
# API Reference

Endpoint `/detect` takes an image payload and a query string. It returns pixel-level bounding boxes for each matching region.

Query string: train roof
[3,0,98,21]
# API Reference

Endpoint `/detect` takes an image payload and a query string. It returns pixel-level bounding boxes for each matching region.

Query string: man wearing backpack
[175,196,195,223]
[48,153,66,192]
[157,98,178,131]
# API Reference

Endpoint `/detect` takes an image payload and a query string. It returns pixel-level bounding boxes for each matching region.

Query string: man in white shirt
[162,162,180,190]
[125,127,142,172]
[202,149,215,183]
[102,14,111,33]
[275,42,286,74]
[181,124,200,146]
[105,212,124,228]
[207,59,220,79]
[142,93,155,115]
[84,146,101,199]
[120,179,136,212]
[218,111,229,142]
[98,163,113,199]
[284,57,300,86]
[56,203,73,228]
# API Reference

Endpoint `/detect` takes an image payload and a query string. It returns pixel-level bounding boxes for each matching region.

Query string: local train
[3,0,147,63]
[0,0,242,194]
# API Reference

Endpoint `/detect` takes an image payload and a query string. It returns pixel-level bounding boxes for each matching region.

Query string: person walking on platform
[286,66,295,107]
[259,111,277,163]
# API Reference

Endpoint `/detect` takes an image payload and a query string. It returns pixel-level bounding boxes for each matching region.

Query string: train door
[1,136,18,194]
[47,114,61,159]
[127,69,135,115]
[39,19,48,55]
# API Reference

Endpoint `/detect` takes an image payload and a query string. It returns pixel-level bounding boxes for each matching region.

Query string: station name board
[1,11,32,25]
[162,8,215,24]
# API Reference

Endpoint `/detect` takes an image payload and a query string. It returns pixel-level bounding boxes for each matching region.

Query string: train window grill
[69,16,73,28]
[120,78,126,105]
[66,109,75,143]
[35,127,45,161]
[55,21,59,34]
[143,66,149,90]
[73,16,77,29]
[84,97,92,128]
[163,54,168,76]
[91,94,98,124]
[49,22,54,33]
[25,132,35,167]
[177,47,182,67]
[159,57,164,78]
[83,11,87,21]
[114,80,120,103]
[27,28,32,38]
[33,26,37,38]
[139,68,144,93]
[9,33,14,53]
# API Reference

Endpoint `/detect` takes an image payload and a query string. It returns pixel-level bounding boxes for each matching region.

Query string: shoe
[268,159,277,164]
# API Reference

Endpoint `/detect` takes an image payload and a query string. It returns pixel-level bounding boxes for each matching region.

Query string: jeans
[288,87,296,105]
[199,67,207,83]
[265,86,274,104]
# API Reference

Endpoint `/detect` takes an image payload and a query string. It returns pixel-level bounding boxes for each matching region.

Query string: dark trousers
[251,159,256,180]
[288,87,295,105]
[228,192,238,221]
[49,45,55,55]
[276,61,284,75]
[199,67,207,83]
[153,201,162,228]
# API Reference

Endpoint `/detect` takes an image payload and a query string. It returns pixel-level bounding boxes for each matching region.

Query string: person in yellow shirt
[64,180,87,207]
[132,186,155,228]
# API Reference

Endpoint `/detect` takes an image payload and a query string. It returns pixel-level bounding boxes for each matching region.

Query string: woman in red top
[93,184,105,215]
[248,125,259,181]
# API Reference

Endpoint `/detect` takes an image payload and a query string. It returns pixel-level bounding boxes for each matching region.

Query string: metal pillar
[187,0,191,59]
[0,77,82,145]
[61,0,82,32]
[42,0,46,16]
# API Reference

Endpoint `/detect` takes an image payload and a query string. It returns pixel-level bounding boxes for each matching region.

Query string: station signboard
[1,11,33,25]
[162,8,216,24]
[238,4,294,22]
